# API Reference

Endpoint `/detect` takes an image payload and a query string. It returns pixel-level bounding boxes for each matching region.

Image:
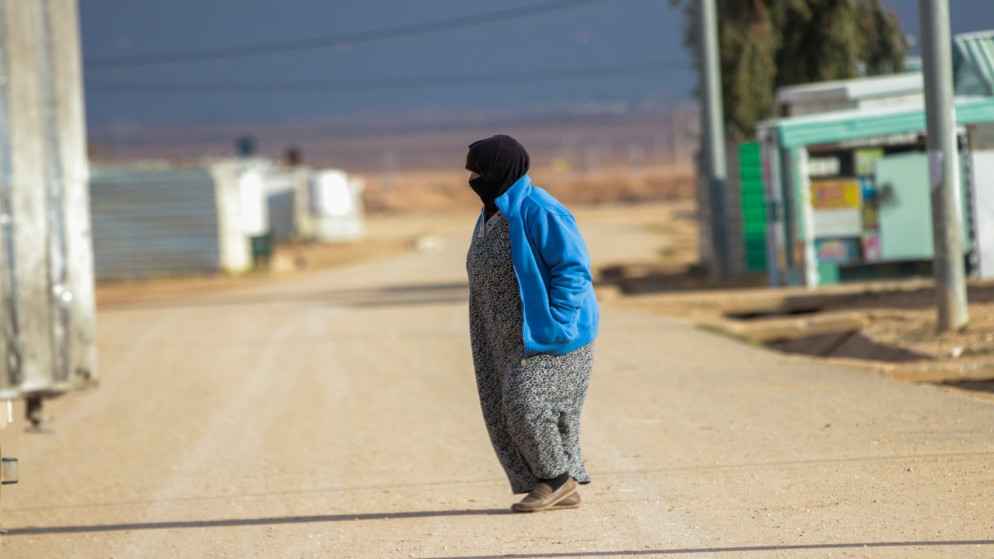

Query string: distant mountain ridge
[88,105,700,174]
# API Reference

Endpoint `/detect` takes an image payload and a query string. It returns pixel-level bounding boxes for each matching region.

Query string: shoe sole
[547,500,581,510]
[511,487,579,513]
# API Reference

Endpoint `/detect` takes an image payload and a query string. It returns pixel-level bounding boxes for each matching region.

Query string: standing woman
[464,134,599,513]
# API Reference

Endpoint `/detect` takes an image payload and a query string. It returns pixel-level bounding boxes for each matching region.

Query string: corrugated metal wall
[89,168,221,280]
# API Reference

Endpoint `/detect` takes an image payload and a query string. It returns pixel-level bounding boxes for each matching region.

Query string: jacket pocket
[534,311,579,344]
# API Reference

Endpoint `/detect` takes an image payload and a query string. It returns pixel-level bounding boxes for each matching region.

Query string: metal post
[919,0,969,331]
[698,0,730,280]
[0,0,97,404]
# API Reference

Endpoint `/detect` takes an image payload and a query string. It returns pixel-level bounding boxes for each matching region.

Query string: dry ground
[17,192,994,558]
[609,278,994,389]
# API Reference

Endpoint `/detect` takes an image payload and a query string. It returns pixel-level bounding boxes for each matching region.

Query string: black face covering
[466,134,530,213]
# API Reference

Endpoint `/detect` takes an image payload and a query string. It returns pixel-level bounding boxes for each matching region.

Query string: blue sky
[78,0,994,132]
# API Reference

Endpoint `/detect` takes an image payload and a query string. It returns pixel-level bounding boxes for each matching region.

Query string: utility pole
[919,0,969,331]
[698,0,730,281]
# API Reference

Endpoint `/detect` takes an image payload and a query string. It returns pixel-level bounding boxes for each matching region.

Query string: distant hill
[88,106,700,173]
[88,106,700,213]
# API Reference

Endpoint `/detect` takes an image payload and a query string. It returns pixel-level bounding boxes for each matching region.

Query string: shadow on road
[417,540,994,558]
[97,281,470,310]
[12,510,991,558]
[7,507,510,535]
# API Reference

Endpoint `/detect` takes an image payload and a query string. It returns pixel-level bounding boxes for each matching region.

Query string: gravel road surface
[2,206,992,558]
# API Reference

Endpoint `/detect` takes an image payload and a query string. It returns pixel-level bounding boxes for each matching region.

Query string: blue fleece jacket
[484,174,599,356]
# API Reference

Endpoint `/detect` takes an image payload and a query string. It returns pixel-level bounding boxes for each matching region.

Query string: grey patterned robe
[467,212,593,494]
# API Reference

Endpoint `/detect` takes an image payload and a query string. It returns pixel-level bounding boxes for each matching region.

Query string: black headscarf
[466,134,530,213]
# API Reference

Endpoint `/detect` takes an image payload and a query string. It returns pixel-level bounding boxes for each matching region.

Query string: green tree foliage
[673,0,907,137]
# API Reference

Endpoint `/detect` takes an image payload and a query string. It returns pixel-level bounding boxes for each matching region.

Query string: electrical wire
[85,0,618,69]
[85,61,690,94]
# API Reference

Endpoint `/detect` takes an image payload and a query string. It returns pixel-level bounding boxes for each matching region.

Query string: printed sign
[815,238,862,264]
[810,179,861,210]
[862,234,883,262]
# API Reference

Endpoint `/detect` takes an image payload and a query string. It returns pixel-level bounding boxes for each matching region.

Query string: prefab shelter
[90,161,270,280]
[90,167,223,280]
[308,170,365,242]
[745,31,994,287]
[755,96,994,286]
[710,72,928,279]
[214,160,365,245]
[89,160,367,280]
[230,157,299,243]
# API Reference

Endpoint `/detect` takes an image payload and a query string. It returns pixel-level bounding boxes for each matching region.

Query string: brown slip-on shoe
[511,477,578,513]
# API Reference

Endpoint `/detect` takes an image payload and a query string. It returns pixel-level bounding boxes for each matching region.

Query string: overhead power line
[85,61,689,94]
[85,0,615,69]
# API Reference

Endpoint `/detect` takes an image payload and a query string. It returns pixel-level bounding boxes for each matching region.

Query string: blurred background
[78,1,994,213]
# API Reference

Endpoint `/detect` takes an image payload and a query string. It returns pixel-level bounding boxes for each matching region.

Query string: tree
[672,0,907,137]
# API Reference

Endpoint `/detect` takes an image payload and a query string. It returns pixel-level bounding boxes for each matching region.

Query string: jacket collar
[494,174,531,218]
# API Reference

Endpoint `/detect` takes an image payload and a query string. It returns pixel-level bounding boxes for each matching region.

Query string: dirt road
[2,204,993,558]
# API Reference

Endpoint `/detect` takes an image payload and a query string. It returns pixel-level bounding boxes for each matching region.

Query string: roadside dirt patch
[609,274,994,397]
[95,236,412,307]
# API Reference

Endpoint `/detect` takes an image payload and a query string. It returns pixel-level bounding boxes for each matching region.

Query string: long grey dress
[467,212,593,494]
